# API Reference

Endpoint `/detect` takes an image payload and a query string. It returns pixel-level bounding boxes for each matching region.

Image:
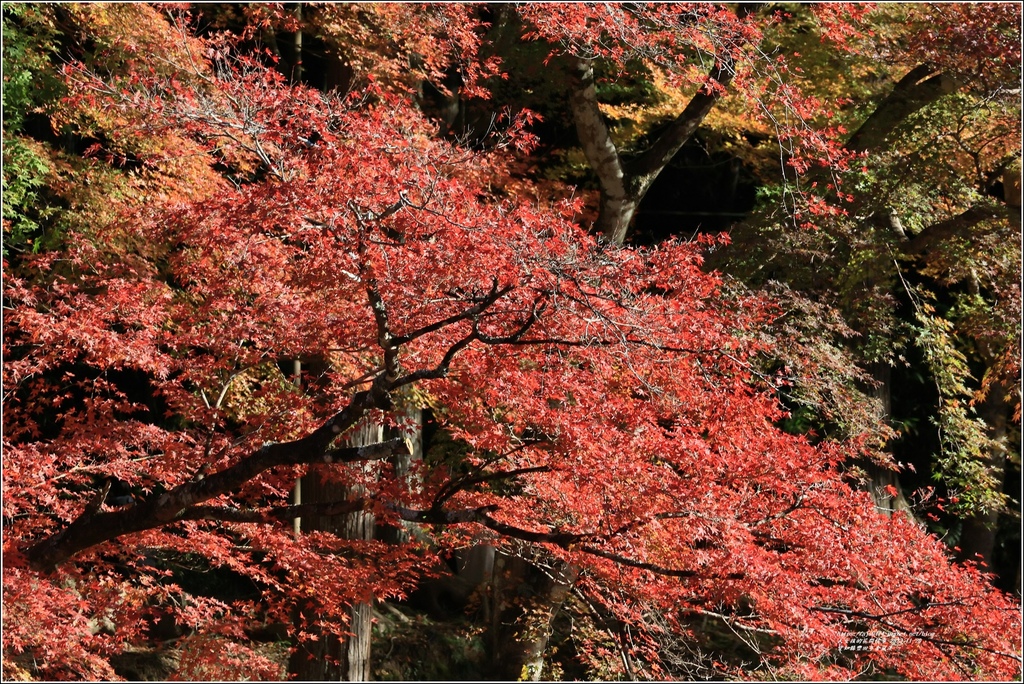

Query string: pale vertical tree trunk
[489,553,577,681]
[292,360,302,537]
[288,401,423,681]
[377,406,422,546]
[293,3,303,84]
[568,57,730,246]
[567,27,736,245]
[289,418,381,681]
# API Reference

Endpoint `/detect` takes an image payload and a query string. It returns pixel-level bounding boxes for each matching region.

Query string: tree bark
[489,553,577,681]
[293,3,303,84]
[288,418,383,682]
[567,55,734,246]
[845,64,961,153]
[377,405,423,546]
[901,206,1008,258]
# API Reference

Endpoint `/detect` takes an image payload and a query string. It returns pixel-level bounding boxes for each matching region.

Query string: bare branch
[431,465,553,508]
[392,281,516,345]
[579,545,744,581]
[391,330,480,388]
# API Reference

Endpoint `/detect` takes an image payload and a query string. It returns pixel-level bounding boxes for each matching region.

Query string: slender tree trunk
[292,360,303,537]
[293,3,304,85]
[566,58,635,245]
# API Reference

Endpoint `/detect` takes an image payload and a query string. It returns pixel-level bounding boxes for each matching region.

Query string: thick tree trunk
[489,553,576,681]
[957,379,1012,570]
[567,54,733,246]
[288,418,382,681]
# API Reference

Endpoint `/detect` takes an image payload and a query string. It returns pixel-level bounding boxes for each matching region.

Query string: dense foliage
[3,3,1020,680]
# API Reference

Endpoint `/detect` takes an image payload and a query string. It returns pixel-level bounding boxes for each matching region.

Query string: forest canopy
[2,3,1021,681]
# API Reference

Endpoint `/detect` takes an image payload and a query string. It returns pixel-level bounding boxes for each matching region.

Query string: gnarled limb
[24,422,412,571]
[568,51,736,245]
[846,63,962,152]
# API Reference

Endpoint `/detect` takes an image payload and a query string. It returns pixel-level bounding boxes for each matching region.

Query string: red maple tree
[3,6,1020,680]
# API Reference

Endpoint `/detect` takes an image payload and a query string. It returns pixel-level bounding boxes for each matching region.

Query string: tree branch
[431,465,552,509]
[398,504,590,545]
[846,64,962,152]
[392,280,515,345]
[568,48,736,244]
[626,57,736,183]
[24,398,408,571]
[391,329,480,388]
[579,545,745,580]
[901,205,1009,257]
[355,219,401,380]
[476,334,710,355]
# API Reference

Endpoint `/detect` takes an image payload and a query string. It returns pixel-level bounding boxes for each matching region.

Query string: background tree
[710,2,1021,587]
